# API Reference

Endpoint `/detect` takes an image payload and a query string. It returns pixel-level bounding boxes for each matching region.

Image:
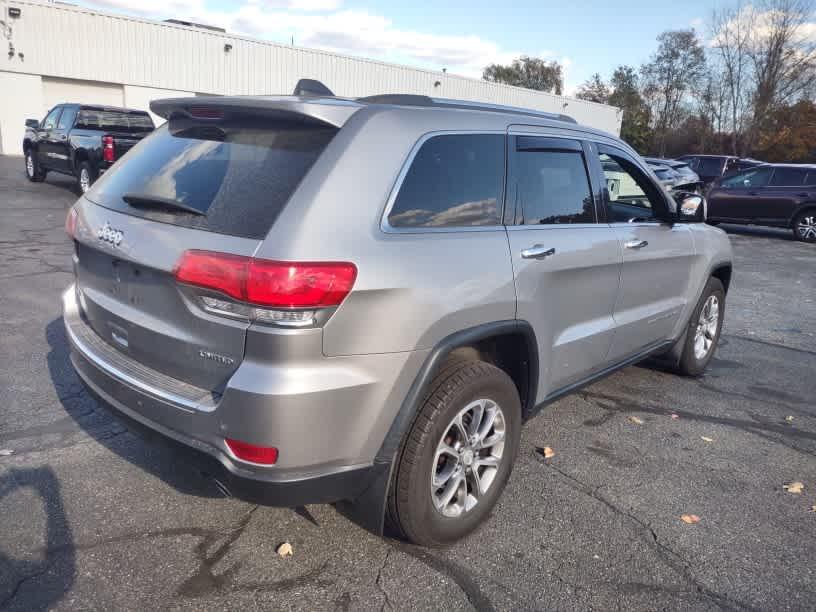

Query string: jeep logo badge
[97,223,123,246]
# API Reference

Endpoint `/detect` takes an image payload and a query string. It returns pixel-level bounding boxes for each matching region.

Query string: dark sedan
[706,164,816,242]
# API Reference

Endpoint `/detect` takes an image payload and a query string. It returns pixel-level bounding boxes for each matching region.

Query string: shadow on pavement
[0,467,75,611]
[44,318,226,501]
[717,223,794,241]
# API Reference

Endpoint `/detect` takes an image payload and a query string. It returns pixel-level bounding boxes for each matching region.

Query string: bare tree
[641,30,707,156]
[710,1,753,154]
[744,0,816,154]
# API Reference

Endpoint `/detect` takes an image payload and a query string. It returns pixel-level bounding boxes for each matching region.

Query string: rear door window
[769,167,808,186]
[387,133,504,228]
[85,121,337,239]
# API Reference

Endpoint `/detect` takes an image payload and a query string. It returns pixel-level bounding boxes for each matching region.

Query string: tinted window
[42,107,61,130]
[769,167,808,186]
[76,109,154,132]
[697,158,724,176]
[599,152,664,222]
[720,166,773,189]
[57,106,77,130]
[511,147,594,225]
[388,134,503,228]
[85,121,336,239]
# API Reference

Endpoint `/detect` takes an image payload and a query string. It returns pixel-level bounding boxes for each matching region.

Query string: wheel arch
[710,263,732,294]
[72,148,90,173]
[337,320,539,535]
[789,204,816,229]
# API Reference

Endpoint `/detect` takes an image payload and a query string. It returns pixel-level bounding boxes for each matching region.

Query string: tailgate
[72,202,259,391]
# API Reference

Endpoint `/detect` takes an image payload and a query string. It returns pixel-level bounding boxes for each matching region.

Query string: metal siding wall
[1,1,621,133]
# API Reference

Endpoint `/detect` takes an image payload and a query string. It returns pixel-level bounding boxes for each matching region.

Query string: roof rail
[356,93,576,124]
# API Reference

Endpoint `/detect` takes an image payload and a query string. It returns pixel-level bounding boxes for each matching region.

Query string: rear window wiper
[122,193,205,216]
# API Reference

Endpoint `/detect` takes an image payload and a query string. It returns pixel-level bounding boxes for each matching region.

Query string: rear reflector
[65,206,78,238]
[225,438,278,465]
[175,250,357,309]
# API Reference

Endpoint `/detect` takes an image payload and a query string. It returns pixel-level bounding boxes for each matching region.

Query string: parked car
[646,162,680,191]
[23,103,155,194]
[707,163,816,242]
[644,157,703,193]
[61,81,732,546]
[676,154,762,188]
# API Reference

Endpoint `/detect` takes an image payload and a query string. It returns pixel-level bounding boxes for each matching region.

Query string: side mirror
[674,191,706,223]
[25,119,39,129]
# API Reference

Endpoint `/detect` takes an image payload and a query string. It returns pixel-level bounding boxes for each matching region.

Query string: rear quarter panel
[253,107,518,357]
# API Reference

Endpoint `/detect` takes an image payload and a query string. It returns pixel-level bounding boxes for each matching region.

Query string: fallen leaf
[785,416,794,423]
[701,436,714,443]
[277,542,293,557]
[0,449,13,456]
[542,446,555,459]
[681,514,701,524]
[670,413,680,420]
[783,482,804,494]
[629,416,644,425]
[809,506,816,513]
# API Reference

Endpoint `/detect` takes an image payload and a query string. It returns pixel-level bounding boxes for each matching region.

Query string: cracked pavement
[0,154,815,611]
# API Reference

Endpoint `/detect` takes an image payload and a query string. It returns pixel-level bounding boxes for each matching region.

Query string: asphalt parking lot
[0,153,815,611]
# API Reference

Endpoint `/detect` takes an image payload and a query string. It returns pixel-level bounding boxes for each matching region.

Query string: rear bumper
[63,285,384,506]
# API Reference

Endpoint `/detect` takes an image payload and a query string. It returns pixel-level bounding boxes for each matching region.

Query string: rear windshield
[85,121,336,239]
[76,109,155,132]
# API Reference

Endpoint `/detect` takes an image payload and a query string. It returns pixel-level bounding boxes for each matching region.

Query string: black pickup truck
[23,103,155,193]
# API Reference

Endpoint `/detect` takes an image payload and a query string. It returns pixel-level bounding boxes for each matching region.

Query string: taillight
[65,206,78,238]
[225,438,278,465]
[102,135,115,162]
[174,250,357,324]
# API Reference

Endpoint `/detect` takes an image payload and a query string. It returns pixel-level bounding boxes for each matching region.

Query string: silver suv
[62,84,732,546]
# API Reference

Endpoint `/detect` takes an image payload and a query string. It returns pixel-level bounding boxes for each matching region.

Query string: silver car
[62,83,732,546]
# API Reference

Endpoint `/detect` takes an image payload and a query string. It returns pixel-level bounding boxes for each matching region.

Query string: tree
[641,30,707,156]
[482,56,564,94]
[710,2,753,155]
[608,66,652,153]
[744,0,816,154]
[754,99,816,161]
[576,73,610,103]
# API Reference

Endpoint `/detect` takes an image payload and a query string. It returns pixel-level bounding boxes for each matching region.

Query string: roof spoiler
[150,96,358,128]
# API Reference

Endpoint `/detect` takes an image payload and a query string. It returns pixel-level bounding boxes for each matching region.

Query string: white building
[0,0,622,155]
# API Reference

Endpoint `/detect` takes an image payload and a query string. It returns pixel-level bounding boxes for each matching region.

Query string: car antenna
[293,79,334,97]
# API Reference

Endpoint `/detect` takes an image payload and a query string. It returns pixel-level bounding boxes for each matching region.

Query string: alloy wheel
[693,295,720,360]
[26,154,34,178]
[431,398,506,517]
[796,215,816,241]
[79,168,90,193]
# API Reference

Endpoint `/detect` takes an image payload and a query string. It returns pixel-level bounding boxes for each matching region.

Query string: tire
[792,210,816,243]
[387,359,522,547]
[675,277,725,376]
[77,161,96,195]
[24,149,46,182]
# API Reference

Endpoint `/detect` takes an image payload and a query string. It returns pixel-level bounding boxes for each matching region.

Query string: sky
[74,0,737,95]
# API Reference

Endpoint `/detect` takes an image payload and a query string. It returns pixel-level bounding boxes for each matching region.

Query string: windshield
[85,121,337,239]
[697,158,724,176]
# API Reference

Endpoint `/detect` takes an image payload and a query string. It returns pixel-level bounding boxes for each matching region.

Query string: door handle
[624,239,648,249]
[521,245,556,260]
